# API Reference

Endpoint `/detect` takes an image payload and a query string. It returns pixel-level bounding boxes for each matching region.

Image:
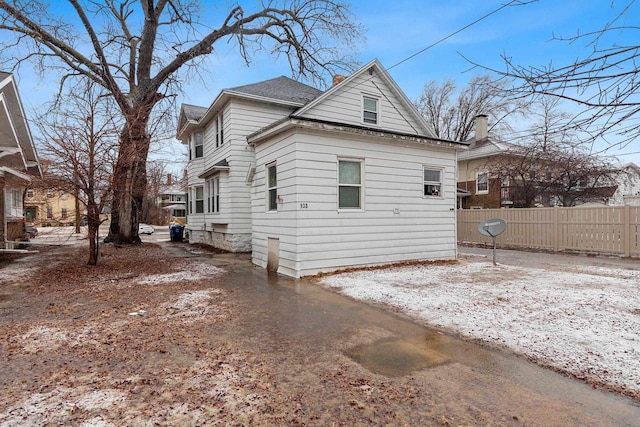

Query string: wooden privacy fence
[457,206,640,257]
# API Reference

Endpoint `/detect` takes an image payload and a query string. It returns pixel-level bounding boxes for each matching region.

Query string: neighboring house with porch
[157,173,187,225]
[24,160,87,227]
[0,71,41,247]
[179,59,467,277]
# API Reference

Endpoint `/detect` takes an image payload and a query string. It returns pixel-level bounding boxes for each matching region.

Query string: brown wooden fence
[457,206,640,257]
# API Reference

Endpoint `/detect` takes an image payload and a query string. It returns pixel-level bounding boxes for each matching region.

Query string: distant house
[157,173,187,224]
[611,163,640,206]
[0,72,41,247]
[179,59,467,277]
[24,160,84,227]
[457,115,511,209]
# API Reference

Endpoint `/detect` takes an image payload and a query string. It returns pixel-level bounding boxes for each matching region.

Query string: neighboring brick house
[457,115,510,209]
[0,71,41,247]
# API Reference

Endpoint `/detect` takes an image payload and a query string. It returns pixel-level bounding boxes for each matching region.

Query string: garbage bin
[169,223,184,242]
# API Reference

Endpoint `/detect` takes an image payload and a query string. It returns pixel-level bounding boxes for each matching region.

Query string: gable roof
[292,59,437,138]
[458,135,511,161]
[227,76,322,105]
[177,76,322,140]
[0,72,41,177]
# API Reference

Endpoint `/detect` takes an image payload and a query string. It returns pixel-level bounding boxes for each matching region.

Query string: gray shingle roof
[228,76,322,105]
[182,103,207,121]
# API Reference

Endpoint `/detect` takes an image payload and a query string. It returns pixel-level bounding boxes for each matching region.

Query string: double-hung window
[194,132,204,158]
[216,113,224,148]
[423,168,442,196]
[195,186,204,213]
[362,96,378,125]
[476,172,489,194]
[208,176,220,213]
[338,159,363,209]
[267,163,277,211]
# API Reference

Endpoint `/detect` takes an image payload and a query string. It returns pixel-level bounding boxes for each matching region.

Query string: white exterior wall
[301,72,423,135]
[253,130,458,277]
[185,99,295,251]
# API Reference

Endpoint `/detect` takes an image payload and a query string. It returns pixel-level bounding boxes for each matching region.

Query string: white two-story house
[179,59,467,277]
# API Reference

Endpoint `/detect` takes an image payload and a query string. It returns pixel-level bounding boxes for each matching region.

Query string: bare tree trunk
[106,116,151,244]
[87,203,99,265]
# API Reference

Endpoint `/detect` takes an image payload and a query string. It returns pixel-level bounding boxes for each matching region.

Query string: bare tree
[413,75,527,141]
[487,142,620,207]
[0,0,362,244]
[482,0,640,147]
[35,79,120,265]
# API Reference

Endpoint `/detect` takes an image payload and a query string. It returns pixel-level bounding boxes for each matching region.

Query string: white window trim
[215,112,224,148]
[207,176,220,213]
[337,158,364,211]
[194,185,204,214]
[362,94,379,126]
[476,171,489,194]
[266,162,278,212]
[194,132,204,159]
[423,166,443,198]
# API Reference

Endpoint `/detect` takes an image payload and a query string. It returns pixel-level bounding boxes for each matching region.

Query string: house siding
[253,130,458,277]
[300,73,423,135]
[186,99,296,252]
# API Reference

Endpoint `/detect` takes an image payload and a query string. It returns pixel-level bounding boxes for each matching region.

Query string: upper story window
[195,186,204,213]
[267,163,277,211]
[216,112,224,148]
[362,96,378,125]
[423,168,442,196]
[194,132,204,158]
[338,159,363,209]
[46,190,54,198]
[476,172,489,194]
[26,189,34,198]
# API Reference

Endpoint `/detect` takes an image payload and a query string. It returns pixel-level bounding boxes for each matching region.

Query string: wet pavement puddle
[345,337,449,377]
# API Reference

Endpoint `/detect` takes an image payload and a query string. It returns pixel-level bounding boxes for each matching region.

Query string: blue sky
[8,0,640,168]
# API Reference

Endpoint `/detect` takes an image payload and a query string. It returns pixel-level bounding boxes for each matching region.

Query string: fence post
[552,207,559,252]
[624,204,631,257]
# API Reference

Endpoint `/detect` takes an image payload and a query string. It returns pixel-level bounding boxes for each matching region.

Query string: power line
[388,0,522,71]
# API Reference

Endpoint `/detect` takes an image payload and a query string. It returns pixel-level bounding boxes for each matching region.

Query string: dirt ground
[1,243,639,426]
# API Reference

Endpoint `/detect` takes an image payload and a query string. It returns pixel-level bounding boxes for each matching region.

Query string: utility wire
[388,0,522,71]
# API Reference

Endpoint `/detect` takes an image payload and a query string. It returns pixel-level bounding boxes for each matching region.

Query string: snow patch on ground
[321,261,640,394]
[0,387,126,426]
[162,289,227,323]
[137,263,224,285]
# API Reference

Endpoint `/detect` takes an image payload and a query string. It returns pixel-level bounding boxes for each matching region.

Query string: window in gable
[338,159,363,209]
[423,168,442,196]
[363,96,378,125]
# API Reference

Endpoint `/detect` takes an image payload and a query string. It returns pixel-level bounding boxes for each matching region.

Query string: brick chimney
[332,74,347,86]
[474,114,488,140]
[167,173,172,186]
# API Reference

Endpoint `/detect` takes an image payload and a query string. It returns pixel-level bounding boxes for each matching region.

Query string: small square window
[424,168,442,196]
[363,96,378,125]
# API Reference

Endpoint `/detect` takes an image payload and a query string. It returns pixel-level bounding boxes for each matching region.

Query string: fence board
[457,206,640,257]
